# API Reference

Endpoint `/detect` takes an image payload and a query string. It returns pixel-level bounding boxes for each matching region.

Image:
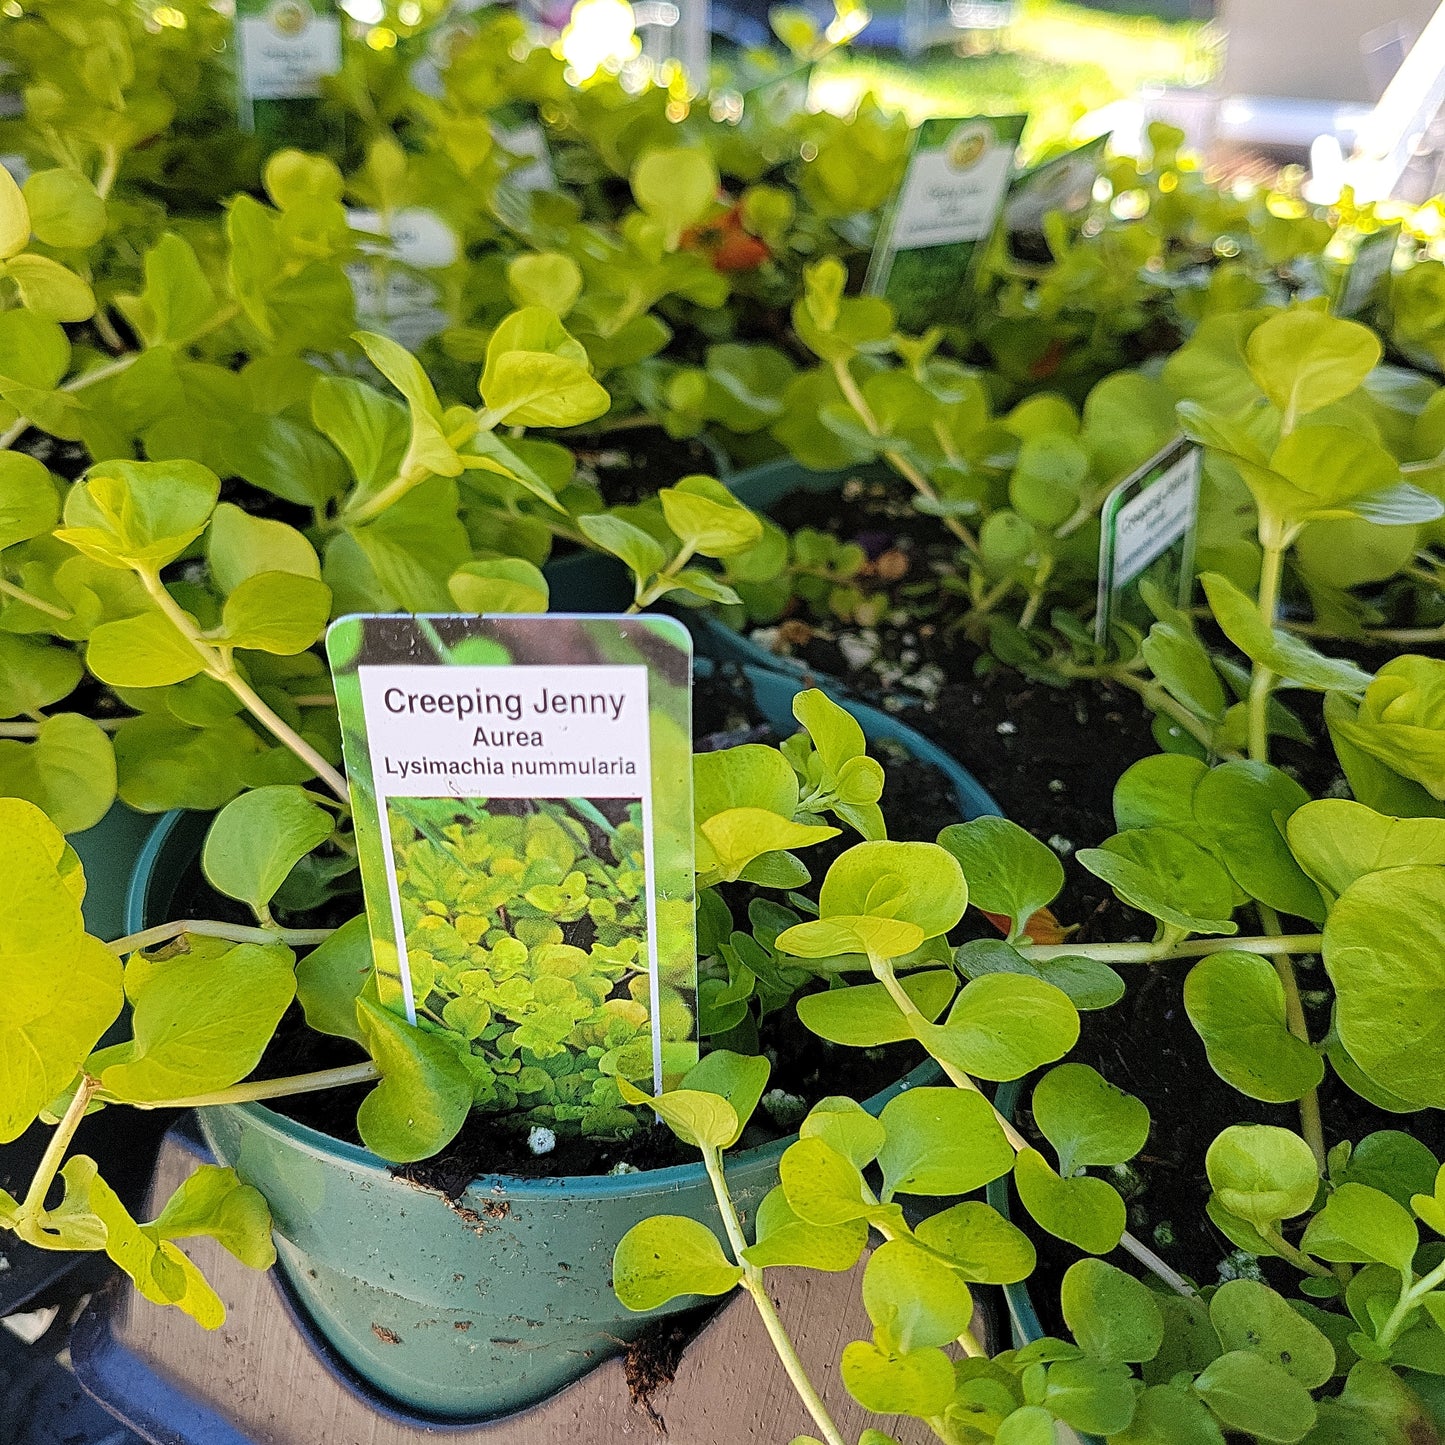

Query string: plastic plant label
[346,209,459,350]
[495,122,556,193]
[236,0,341,102]
[1004,134,1107,263]
[1335,224,1400,319]
[1095,438,1201,642]
[865,113,1026,333]
[327,613,697,1095]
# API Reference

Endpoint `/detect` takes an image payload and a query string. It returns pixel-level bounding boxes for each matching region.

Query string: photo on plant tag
[327,613,698,1116]
[379,792,686,1131]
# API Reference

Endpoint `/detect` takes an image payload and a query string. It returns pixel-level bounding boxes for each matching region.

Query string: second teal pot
[130,665,999,1423]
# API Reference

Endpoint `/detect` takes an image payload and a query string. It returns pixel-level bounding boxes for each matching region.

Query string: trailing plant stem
[20,1078,97,1218]
[122,1062,380,1111]
[1025,933,1322,965]
[108,918,337,955]
[1248,543,1284,764]
[1259,1226,1333,1279]
[0,305,241,453]
[830,360,980,557]
[136,569,350,803]
[701,1148,848,1445]
[1378,1257,1445,1352]
[869,953,1197,1299]
[1258,903,1326,1171]
[0,578,72,620]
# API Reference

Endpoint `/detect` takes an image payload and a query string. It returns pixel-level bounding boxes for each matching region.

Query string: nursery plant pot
[126,673,999,1422]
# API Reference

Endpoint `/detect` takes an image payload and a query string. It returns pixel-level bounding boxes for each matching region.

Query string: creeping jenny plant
[0,674,924,1327]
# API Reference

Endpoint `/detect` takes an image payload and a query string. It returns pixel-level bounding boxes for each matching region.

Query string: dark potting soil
[572,431,723,508]
[162,661,961,1195]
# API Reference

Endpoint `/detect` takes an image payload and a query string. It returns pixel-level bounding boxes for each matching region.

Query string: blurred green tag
[866,113,1026,332]
[1095,438,1201,644]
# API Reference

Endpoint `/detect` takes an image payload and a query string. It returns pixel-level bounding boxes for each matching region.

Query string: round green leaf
[928,973,1079,1082]
[1205,1124,1319,1232]
[0,634,81,718]
[1245,308,1381,420]
[1326,865,1445,1107]
[1183,953,1325,1103]
[480,351,609,429]
[1040,1355,1138,1435]
[614,1214,742,1311]
[6,254,95,321]
[1113,1384,1225,1445]
[1113,753,1208,832]
[1192,761,1323,921]
[780,1136,871,1225]
[1301,1183,1418,1273]
[220,572,333,655]
[202,784,335,917]
[742,1186,868,1272]
[914,1200,1036,1284]
[954,938,1124,1012]
[353,995,474,1163]
[207,503,320,595]
[875,1086,1013,1199]
[1288,799,1445,902]
[937,817,1063,941]
[659,476,763,559]
[1014,1147,1127,1255]
[0,452,59,551]
[295,914,372,1044]
[1031,1063,1149,1177]
[616,1078,740,1149]
[840,1340,956,1418]
[59,459,221,572]
[631,147,720,249]
[0,798,122,1142]
[1060,1258,1165,1364]
[818,840,968,939]
[0,712,116,834]
[506,253,582,315]
[23,169,106,250]
[86,610,206,688]
[1078,826,1238,935]
[863,1237,975,1353]
[1209,1278,1335,1387]
[99,942,295,1104]
[1194,1350,1317,1442]
[680,1049,771,1144]
[799,1096,887,1170]
[448,558,549,614]
[795,970,956,1047]
[0,164,29,258]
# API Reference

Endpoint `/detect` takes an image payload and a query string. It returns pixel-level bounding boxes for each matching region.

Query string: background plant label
[1336,224,1401,320]
[495,122,556,193]
[346,208,459,350]
[1004,134,1107,263]
[236,0,342,104]
[327,614,697,1096]
[1095,438,1201,642]
[865,113,1026,332]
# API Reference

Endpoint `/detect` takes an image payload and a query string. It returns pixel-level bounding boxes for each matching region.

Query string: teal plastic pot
[128,669,998,1422]
[73,801,163,941]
